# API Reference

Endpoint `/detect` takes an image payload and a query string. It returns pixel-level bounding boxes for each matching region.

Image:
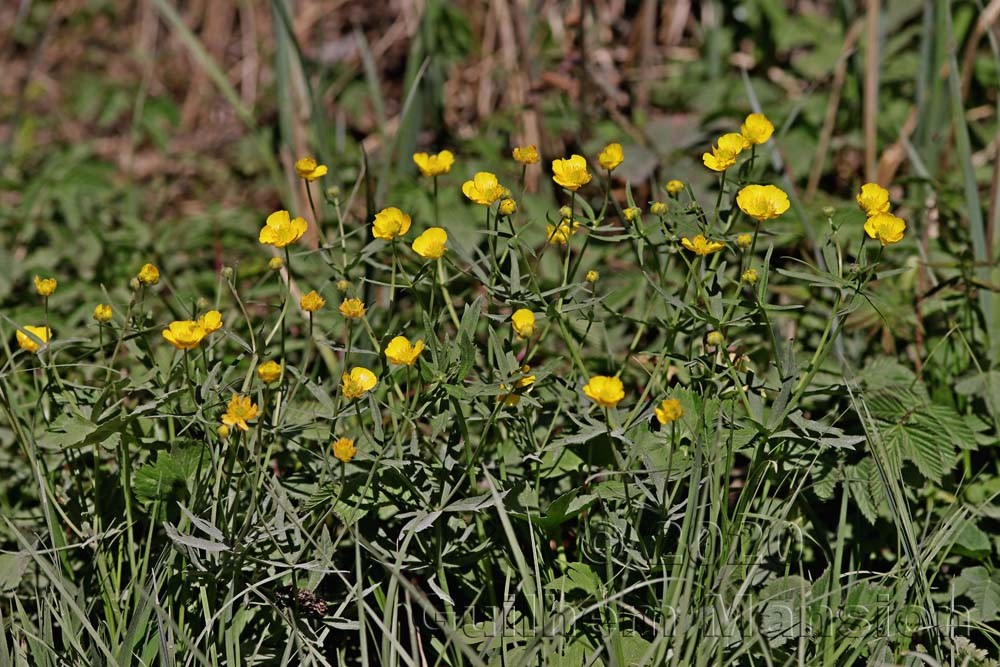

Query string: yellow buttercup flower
[512,145,539,165]
[498,198,517,216]
[257,360,282,384]
[333,437,357,463]
[650,201,667,216]
[706,331,725,347]
[666,179,684,196]
[222,394,259,432]
[511,309,535,339]
[268,257,284,271]
[681,235,725,256]
[339,298,366,319]
[336,280,350,293]
[384,336,425,366]
[856,183,890,217]
[16,325,51,353]
[294,156,328,181]
[462,172,505,206]
[413,150,455,177]
[702,133,745,172]
[546,220,579,245]
[372,206,412,241]
[598,142,624,171]
[864,212,906,246]
[551,154,592,191]
[34,276,56,297]
[162,320,207,350]
[586,270,599,283]
[137,263,160,285]
[342,366,378,400]
[655,398,684,425]
[742,268,759,285]
[737,233,753,249]
[740,113,774,145]
[301,290,326,312]
[583,375,625,408]
[197,310,223,334]
[623,206,641,222]
[736,184,790,222]
[259,210,308,248]
[217,424,230,439]
[93,304,113,323]
[412,227,448,259]
[499,374,536,406]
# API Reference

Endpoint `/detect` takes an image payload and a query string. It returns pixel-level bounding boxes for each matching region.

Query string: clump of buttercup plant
[2,86,998,667]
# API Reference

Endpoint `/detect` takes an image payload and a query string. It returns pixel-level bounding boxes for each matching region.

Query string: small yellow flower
[681,235,725,256]
[412,227,448,259]
[598,142,624,171]
[333,437,357,463]
[16,325,51,353]
[702,133,745,172]
[864,212,906,246]
[294,156,328,181]
[856,183,890,217]
[462,172,505,206]
[197,310,223,334]
[559,205,573,219]
[583,375,625,408]
[268,257,284,271]
[499,374,536,406]
[623,206,641,222]
[511,309,535,339]
[413,150,455,177]
[257,360,282,384]
[498,198,517,216]
[742,268,759,285]
[736,184,790,222]
[34,276,56,297]
[339,298,366,319]
[384,336,425,366]
[650,202,668,216]
[259,210,308,248]
[93,304,113,323]
[551,154,592,191]
[737,233,753,249]
[740,113,774,146]
[222,394,259,432]
[342,366,378,400]
[137,263,160,286]
[512,145,539,165]
[666,179,685,196]
[586,270,599,283]
[162,320,207,350]
[372,206,412,241]
[301,290,326,312]
[217,424,230,439]
[336,280,350,293]
[706,331,725,347]
[654,398,684,425]
[546,221,577,246]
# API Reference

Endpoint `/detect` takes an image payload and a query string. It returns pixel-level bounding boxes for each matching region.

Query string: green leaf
[954,567,1000,621]
[133,442,208,505]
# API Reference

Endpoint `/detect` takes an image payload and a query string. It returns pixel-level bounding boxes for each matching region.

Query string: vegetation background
[2,0,1000,665]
